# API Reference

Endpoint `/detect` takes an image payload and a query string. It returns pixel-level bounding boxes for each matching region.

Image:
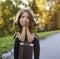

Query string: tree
[0,0,21,36]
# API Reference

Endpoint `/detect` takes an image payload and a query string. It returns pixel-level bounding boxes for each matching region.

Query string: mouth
[23,22,28,24]
[23,22,28,23]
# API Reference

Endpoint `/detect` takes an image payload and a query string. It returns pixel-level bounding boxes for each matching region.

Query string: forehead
[21,12,29,16]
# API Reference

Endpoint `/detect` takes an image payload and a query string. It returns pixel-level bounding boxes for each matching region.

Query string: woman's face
[19,12,30,27]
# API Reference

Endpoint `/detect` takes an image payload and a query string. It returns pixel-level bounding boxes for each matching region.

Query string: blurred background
[0,0,60,57]
[0,0,60,37]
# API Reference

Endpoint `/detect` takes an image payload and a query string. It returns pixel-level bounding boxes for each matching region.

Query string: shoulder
[14,36,20,43]
[14,32,21,40]
[14,32,21,37]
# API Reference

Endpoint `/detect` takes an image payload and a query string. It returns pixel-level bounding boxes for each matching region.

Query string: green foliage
[28,0,38,14]
[0,35,14,55]
[0,0,21,36]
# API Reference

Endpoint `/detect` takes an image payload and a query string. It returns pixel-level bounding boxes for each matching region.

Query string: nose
[24,17,27,21]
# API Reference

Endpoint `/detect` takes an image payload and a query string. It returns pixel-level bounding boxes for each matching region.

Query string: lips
[23,22,28,23]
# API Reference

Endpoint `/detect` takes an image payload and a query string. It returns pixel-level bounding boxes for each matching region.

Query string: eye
[27,17,29,19]
[21,16,24,18]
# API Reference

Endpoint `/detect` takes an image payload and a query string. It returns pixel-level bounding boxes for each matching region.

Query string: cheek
[19,19,23,25]
[27,19,30,22]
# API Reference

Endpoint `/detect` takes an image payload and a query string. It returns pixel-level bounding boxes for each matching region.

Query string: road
[40,32,60,59]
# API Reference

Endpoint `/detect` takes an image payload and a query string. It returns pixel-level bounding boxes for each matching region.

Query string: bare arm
[17,27,25,42]
[17,26,34,42]
[27,27,34,42]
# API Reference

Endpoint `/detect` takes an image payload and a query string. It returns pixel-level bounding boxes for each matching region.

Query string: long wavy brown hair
[14,9,37,33]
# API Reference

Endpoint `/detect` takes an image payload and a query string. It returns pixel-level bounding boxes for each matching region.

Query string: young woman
[14,9,40,59]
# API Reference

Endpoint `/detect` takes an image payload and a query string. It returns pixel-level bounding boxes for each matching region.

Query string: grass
[0,35,14,56]
[0,30,60,56]
[37,30,60,39]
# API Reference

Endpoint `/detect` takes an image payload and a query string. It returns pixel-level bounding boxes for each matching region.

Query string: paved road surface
[40,32,60,59]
